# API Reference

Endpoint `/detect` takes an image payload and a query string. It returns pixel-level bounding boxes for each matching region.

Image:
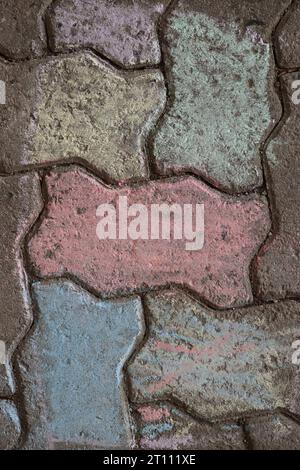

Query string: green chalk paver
[154,0,284,192]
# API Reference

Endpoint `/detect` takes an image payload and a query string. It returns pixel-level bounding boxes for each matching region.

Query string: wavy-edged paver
[128,289,300,421]
[246,414,300,450]
[47,0,171,68]
[0,174,42,396]
[0,0,50,59]
[132,403,245,450]
[0,52,165,181]
[276,0,300,69]
[153,0,289,192]
[0,400,21,450]
[17,280,144,449]
[28,168,270,308]
[254,72,300,300]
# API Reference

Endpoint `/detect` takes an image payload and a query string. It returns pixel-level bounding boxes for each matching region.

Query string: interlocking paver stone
[276,0,300,69]
[132,403,245,450]
[28,168,270,308]
[47,0,171,68]
[246,414,300,450]
[0,1,50,59]
[255,72,300,300]
[128,289,300,421]
[1,0,299,450]
[0,52,165,181]
[0,174,42,396]
[153,0,289,192]
[0,400,21,450]
[17,280,144,449]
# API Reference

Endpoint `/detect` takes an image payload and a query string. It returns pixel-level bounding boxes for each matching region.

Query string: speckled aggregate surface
[1,0,300,451]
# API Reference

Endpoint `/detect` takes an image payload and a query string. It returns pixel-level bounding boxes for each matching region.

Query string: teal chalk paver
[17,280,144,449]
[154,0,282,192]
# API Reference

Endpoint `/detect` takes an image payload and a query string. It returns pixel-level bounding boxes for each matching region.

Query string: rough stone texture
[28,168,270,308]
[0,174,42,396]
[254,72,300,300]
[276,0,300,69]
[0,0,50,59]
[0,52,165,181]
[246,414,300,450]
[17,280,144,450]
[153,0,289,192]
[1,0,300,451]
[128,289,300,421]
[47,0,171,68]
[0,400,21,450]
[132,403,245,450]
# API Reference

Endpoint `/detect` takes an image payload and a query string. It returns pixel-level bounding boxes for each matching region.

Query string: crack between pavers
[279,66,300,73]
[11,288,42,450]
[122,295,149,449]
[130,397,246,449]
[145,0,179,179]
[129,396,300,433]
[282,409,300,426]
[0,161,266,198]
[3,173,46,449]
[249,0,297,301]
[240,419,254,451]
[42,0,162,73]
[0,47,162,72]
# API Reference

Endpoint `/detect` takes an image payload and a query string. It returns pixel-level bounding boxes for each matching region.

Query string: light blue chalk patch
[19,280,144,449]
[141,422,173,439]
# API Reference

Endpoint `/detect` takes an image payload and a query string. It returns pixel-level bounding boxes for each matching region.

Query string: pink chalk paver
[138,406,170,423]
[28,168,270,308]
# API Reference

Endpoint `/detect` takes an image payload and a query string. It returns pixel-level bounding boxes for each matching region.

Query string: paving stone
[17,280,144,450]
[246,414,300,450]
[132,403,245,450]
[276,0,300,69]
[47,0,171,67]
[0,400,21,450]
[0,52,165,181]
[28,168,270,308]
[0,174,42,396]
[153,0,290,192]
[0,1,50,59]
[254,72,300,300]
[127,289,300,421]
